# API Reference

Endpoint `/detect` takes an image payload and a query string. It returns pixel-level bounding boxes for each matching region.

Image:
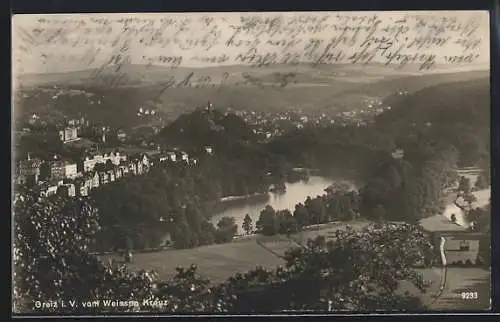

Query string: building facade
[49,161,78,180]
[59,127,79,143]
[17,156,42,185]
[64,163,78,179]
[49,161,67,181]
[83,152,127,173]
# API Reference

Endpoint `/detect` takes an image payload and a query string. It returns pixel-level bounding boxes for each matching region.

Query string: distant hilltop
[13,62,489,90]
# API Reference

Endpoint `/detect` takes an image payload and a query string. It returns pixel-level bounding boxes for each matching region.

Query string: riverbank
[219,193,268,203]
[212,192,270,214]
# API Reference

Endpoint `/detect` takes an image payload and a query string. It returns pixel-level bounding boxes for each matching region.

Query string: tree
[199,221,217,245]
[221,223,436,312]
[13,193,156,314]
[216,216,238,243]
[324,181,352,195]
[276,210,298,236]
[359,178,392,221]
[457,176,471,194]
[305,197,327,224]
[373,204,386,223]
[293,203,310,230]
[474,174,488,190]
[124,235,134,251]
[463,192,478,211]
[171,220,194,249]
[256,205,277,236]
[242,214,253,235]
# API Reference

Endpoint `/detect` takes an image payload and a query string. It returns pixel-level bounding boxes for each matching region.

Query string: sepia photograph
[11,10,491,314]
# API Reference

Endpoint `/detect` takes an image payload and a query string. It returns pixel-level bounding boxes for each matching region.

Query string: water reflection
[210,176,336,234]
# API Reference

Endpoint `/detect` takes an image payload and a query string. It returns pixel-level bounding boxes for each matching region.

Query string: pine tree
[242,214,253,235]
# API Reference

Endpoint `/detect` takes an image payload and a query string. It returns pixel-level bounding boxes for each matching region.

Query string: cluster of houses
[65,152,151,198]
[57,118,113,145]
[14,146,214,200]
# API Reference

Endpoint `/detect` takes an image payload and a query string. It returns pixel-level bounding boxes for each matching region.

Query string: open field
[100,236,287,283]
[99,221,371,281]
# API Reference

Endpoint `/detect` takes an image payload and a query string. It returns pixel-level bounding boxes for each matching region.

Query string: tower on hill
[206,101,214,112]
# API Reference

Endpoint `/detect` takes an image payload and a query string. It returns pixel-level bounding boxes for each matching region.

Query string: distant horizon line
[15,62,490,77]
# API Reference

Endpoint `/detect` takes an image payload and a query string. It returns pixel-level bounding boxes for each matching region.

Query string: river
[210,176,339,234]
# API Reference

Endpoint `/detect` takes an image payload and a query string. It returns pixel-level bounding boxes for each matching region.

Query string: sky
[12,11,490,75]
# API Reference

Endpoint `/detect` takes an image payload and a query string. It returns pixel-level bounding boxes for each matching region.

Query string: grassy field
[101,236,287,283]
[99,221,369,281]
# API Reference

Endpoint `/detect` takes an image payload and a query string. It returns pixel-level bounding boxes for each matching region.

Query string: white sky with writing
[12,11,490,75]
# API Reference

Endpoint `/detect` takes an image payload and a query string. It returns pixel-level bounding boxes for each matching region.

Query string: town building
[117,130,127,142]
[64,163,79,179]
[137,160,144,175]
[39,180,64,197]
[140,154,150,168]
[90,172,100,189]
[45,184,59,197]
[128,161,138,175]
[119,165,129,176]
[166,152,177,162]
[59,127,80,143]
[98,172,109,185]
[180,151,189,163]
[107,170,116,182]
[58,183,76,197]
[114,167,123,180]
[49,161,67,181]
[17,155,42,185]
[127,154,150,175]
[391,149,404,159]
[49,161,79,180]
[68,117,86,127]
[75,178,92,197]
[83,151,127,173]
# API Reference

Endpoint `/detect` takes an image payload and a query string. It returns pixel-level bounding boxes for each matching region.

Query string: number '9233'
[461,291,478,300]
